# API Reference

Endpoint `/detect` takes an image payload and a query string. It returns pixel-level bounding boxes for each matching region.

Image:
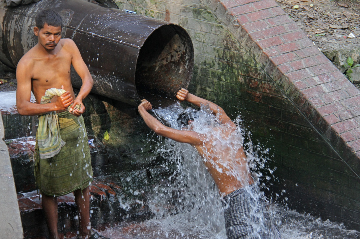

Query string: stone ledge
[0,114,23,239]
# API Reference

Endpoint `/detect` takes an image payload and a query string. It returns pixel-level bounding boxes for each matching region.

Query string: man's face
[34,23,62,51]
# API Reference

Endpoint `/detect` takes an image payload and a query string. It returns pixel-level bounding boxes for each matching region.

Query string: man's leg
[42,194,59,239]
[74,187,91,238]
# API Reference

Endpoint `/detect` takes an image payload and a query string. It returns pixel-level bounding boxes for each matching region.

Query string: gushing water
[98,102,360,238]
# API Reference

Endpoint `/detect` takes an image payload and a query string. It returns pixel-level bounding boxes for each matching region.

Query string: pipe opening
[135,24,194,107]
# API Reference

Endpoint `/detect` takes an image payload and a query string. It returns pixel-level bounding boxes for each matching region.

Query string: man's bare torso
[24,39,75,103]
[194,123,254,196]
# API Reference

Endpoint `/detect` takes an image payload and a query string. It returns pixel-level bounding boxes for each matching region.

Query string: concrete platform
[0,113,24,238]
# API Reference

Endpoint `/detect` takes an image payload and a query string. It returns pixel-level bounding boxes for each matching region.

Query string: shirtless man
[138,88,262,238]
[16,9,94,239]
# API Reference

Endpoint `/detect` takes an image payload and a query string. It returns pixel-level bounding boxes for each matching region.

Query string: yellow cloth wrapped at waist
[37,88,79,159]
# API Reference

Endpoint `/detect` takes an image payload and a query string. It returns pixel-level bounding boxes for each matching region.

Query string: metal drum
[0,0,194,105]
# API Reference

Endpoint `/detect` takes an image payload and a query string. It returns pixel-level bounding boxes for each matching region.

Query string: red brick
[18,197,42,211]
[302,56,323,69]
[352,128,360,139]
[237,0,261,4]
[294,46,319,58]
[263,47,281,57]
[269,6,288,18]
[236,15,250,25]
[293,79,308,90]
[302,85,326,99]
[243,20,269,33]
[278,63,292,74]
[222,0,259,8]
[309,96,325,108]
[270,52,296,65]
[246,9,273,21]
[281,31,307,43]
[62,191,76,198]
[322,62,339,73]
[302,77,321,88]
[228,3,256,15]
[318,103,341,116]
[349,139,360,151]
[296,37,316,49]
[250,25,287,40]
[108,182,122,190]
[337,109,354,121]
[257,36,283,49]
[323,79,349,92]
[329,90,350,102]
[89,185,107,197]
[290,59,305,71]
[267,14,291,26]
[307,64,332,76]
[221,0,245,9]
[330,69,348,80]
[278,42,301,53]
[341,131,356,142]
[287,68,312,81]
[321,93,340,105]
[324,114,340,125]
[344,85,360,97]
[314,54,331,65]
[317,73,333,83]
[253,0,278,10]
[334,119,359,134]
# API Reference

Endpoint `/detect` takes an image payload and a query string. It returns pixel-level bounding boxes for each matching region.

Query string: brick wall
[112,0,360,230]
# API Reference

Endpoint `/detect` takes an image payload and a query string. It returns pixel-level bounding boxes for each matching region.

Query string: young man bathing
[138,88,279,238]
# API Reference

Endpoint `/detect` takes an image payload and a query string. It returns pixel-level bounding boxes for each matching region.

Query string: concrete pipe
[0,0,194,105]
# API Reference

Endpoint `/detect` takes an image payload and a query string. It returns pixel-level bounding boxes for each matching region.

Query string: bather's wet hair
[35,9,63,29]
[177,108,197,127]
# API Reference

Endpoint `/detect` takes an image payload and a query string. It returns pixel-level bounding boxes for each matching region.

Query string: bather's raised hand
[176,88,188,101]
[139,99,152,111]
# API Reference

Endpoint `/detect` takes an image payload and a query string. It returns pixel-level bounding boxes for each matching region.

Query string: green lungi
[34,111,93,197]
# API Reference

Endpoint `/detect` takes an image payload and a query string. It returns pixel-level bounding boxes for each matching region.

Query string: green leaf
[347,57,354,67]
[104,131,110,141]
[354,64,360,68]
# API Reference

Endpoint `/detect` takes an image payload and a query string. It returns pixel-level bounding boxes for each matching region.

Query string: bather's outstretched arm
[176,88,234,126]
[138,99,203,145]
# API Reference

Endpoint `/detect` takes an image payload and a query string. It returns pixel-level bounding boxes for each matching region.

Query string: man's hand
[69,98,85,117]
[176,88,188,101]
[138,99,152,111]
[55,91,74,112]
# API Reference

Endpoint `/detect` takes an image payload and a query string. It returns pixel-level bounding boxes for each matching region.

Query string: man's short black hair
[35,9,62,29]
[177,109,196,127]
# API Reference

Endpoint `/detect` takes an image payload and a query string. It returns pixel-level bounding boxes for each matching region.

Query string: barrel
[0,0,194,105]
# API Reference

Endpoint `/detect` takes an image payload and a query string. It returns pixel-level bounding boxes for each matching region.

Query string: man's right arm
[16,58,73,116]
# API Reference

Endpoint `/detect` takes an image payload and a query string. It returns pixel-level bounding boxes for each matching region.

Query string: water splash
[98,102,360,238]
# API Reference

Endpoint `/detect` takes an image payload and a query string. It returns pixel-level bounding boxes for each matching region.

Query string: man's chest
[32,53,71,82]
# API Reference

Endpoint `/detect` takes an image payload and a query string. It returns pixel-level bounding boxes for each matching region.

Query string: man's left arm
[138,100,203,145]
[67,39,93,116]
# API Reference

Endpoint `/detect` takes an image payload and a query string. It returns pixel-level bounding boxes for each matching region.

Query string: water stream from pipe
[98,102,360,238]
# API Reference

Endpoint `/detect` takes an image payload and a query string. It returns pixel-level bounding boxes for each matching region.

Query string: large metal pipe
[0,0,194,105]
